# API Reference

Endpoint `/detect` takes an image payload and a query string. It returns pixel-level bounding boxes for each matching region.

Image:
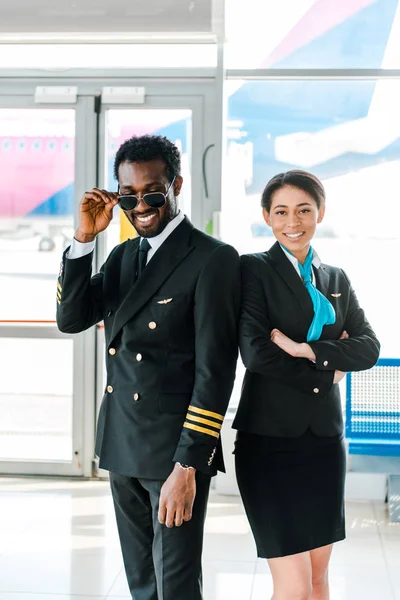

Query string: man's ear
[173,176,183,197]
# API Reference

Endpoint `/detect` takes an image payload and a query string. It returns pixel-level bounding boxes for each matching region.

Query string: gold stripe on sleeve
[186,414,222,430]
[57,282,62,292]
[188,405,224,422]
[183,422,220,438]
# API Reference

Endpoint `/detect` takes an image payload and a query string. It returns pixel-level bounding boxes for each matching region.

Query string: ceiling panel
[0,0,214,35]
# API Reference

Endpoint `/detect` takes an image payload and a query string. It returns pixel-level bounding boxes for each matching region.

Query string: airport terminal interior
[0,0,400,598]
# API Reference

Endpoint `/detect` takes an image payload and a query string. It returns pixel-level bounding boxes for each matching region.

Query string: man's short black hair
[114,134,181,182]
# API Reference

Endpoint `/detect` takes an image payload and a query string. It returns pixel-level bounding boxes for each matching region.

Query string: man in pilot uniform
[56,134,240,600]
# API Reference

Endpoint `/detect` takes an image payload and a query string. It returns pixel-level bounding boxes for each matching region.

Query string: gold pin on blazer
[330,293,342,298]
[157,298,173,304]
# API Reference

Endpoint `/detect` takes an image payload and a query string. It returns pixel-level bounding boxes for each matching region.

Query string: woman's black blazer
[232,242,380,437]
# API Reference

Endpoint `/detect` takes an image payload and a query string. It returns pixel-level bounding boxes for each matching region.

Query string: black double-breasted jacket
[233,242,380,437]
[57,217,240,479]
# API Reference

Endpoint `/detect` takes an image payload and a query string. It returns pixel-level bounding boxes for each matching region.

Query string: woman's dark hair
[261,170,325,212]
[114,134,181,182]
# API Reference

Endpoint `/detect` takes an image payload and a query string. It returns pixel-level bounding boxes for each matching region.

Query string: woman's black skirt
[234,429,346,559]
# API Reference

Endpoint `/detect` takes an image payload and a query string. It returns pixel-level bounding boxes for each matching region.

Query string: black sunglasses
[117,177,176,212]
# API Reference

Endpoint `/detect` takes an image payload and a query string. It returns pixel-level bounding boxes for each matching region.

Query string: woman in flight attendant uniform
[233,170,380,600]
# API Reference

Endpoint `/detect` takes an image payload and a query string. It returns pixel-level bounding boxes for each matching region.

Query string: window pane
[104,108,192,255]
[225,0,400,69]
[0,338,73,461]
[223,79,400,358]
[0,109,75,321]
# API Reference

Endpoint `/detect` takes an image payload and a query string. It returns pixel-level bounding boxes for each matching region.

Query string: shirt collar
[141,210,185,252]
[280,244,321,271]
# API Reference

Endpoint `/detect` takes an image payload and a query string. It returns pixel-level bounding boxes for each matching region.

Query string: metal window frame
[93,82,223,477]
[226,68,400,80]
[3,45,400,476]
[0,325,93,476]
[0,69,224,224]
[0,94,96,477]
[0,64,226,476]
[97,94,205,228]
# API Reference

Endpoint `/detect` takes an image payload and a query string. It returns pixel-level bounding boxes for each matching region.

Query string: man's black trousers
[110,470,211,600]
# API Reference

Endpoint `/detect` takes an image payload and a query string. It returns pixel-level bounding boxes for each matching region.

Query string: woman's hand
[332,333,349,384]
[332,333,349,383]
[270,329,315,360]
[271,329,299,357]
[333,370,346,384]
[271,328,351,366]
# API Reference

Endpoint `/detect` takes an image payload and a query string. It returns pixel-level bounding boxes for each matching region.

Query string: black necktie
[137,238,151,279]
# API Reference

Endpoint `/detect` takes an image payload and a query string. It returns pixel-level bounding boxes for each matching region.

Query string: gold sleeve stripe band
[57,282,62,292]
[57,293,62,301]
[186,414,222,430]
[183,422,219,438]
[188,405,224,422]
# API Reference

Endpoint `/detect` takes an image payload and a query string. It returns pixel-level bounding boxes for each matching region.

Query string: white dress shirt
[280,244,321,286]
[67,211,185,261]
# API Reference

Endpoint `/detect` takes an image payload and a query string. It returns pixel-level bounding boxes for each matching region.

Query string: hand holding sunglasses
[118,177,176,212]
[75,188,119,243]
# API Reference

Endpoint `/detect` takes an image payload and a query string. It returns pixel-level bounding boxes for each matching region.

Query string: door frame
[0,93,96,476]
[0,75,221,476]
[0,72,222,230]
[94,85,212,476]
[99,94,204,225]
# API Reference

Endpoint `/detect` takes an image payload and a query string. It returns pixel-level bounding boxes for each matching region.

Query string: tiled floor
[0,478,399,600]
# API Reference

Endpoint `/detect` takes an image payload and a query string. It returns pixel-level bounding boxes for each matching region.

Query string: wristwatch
[176,462,194,470]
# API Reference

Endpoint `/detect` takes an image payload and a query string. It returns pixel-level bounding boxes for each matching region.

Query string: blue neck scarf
[283,246,336,342]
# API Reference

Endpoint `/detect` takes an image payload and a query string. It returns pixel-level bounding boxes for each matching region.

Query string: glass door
[98,95,204,256]
[0,97,95,476]
[94,94,205,456]
[0,83,213,477]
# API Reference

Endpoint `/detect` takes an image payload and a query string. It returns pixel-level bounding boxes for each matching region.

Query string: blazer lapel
[109,218,194,344]
[267,242,314,321]
[314,264,330,297]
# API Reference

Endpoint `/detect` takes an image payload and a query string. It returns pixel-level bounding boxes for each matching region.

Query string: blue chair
[346,359,400,521]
